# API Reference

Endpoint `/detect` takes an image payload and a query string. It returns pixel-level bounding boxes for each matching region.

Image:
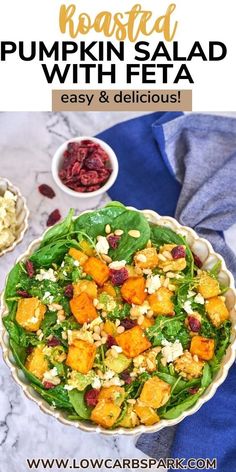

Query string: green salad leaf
[68,389,92,419]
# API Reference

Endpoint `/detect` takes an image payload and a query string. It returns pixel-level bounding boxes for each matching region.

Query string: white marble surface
[0,111,236,472]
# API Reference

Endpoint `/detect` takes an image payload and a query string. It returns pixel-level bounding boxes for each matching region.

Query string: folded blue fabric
[97,112,236,472]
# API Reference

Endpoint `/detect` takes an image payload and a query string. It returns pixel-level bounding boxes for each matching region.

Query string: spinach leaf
[74,205,126,239]
[40,311,58,336]
[4,262,28,311]
[40,209,75,248]
[161,388,205,419]
[9,339,42,386]
[33,384,73,410]
[150,224,194,275]
[30,239,70,268]
[68,389,92,419]
[3,316,38,347]
[201,364,212,388]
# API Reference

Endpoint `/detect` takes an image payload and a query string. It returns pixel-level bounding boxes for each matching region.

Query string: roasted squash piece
[205,296,229,327]
[148,287,174,316]
[190,335,215,361]
[121,276,147,305]
[70,292,98,324]
[98,386,125,406]
[101,282,117,298]
[140,376,171,409]
[119,405,140,428]
[134,248,159,269]
[84,256,110,286]
[134,402,160,426]
[73,279,98,299]
[66,338,96,374]
[25,345,49,380]
[140,316,155,330]
[197,272,220,299]
[115,325,151,358]
[91,400,121,428]
[16,297,46,332]
[68,247,88,265]
[79,239,94,256]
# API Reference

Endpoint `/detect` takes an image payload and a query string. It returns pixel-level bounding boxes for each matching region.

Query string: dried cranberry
[120,318,137,330]
[107,235,121,249]
[86,185,101,192]
[80,170,99,186]
[85,155,104,171]
[38,184,55,199]
[43,382,56,390]
[106,335,117,348]
[109,268,129,285]
[188,316,201,332]
[171,245,186,259]
[193,253,203,268]
[64,284,73,299]
[188,387,199,395]
[120,370,132,384]
[47,337,61,347]
[26,346,34,355]
[85,388,100,407]
[16,290,31,298]
[25,260,35,278]
[47,209,61,227]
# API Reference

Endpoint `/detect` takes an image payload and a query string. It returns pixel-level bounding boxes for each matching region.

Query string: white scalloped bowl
[0,177,29,257]
[0,207,236,436]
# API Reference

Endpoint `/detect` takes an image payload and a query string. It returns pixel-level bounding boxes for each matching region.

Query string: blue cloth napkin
[97,112,236,472]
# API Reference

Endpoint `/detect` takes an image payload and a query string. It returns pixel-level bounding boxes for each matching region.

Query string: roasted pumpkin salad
[3,203,232,429]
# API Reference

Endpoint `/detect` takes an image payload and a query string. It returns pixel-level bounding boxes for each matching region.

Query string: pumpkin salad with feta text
[3,203,232,429]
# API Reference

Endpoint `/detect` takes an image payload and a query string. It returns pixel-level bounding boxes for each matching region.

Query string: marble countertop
[0,111,236,472]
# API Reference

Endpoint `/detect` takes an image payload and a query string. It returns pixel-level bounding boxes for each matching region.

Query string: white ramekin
[51,136,119,199]
[0,208,235,435]
[0,177,29,257]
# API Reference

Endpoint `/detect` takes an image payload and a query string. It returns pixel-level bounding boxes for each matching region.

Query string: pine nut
[102,254,112,263]
[93,325,101,334]
[100,330,107,338]
[137,314,144,325]
[146,239,152,248]
[62,331,68,340]
[114,229,124,236]
[101,311,107,318]
[147,359,155,370]
[162,250,172,260]
[93,333,101,341]
[116,326,125,334]
[163,277,170,287]
[127,399,136,405]
[93,298,99,307]
[136,254,147,263]
[128,230,140,238]
[36,329,42,336]
[105,224,111,234]
[146,310,154,318]
[101,337,107,344]
[158,254,167,262]
[115,319,121,326]
[94,340,102,347]
[168,284,176,291]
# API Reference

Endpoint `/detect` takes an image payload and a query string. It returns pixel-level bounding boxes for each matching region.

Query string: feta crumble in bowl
[0,177,29,256]
[0,202,235,436]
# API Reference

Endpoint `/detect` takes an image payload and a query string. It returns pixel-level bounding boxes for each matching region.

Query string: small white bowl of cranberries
[51,137,119,198]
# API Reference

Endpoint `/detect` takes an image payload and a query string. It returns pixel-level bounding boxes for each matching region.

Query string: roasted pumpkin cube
[134,402,160,426]
[148,287,174,316]
[205,296,229,327]
[126,265,138,277]
[103,320,117,336]
[68,247,88,265]
[198,272,220,299]
[115,325,151,358]
[101,282,117,298]
[119,405,139,428]
[84,256,110,286]
[140,316,155,330]
[66,338,96,374]
[190,335,215,361]
[98,386,125,406]
[121,276,147,305]
[16,297,46,332]
[79,239,94,256]
[140,376,171,409]
[174,351,205,379]
[25,345,49,380]
[70,292,98,324]
[91,400,121,428]
[73,280,98,299]
[134,248,159,269]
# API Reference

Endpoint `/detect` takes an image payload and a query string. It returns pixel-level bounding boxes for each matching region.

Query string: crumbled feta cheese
[73,260,80,267]
[42,291,54,304]
[91,376,102,389]
[183,300,194,314]
[64,384,75,391]
[112,345,123,353]
[146,274,161,294]
[194,293,205,305]
[95,236,109,255]
[43,367,61,386]
[161,340,183,363]
[103,369,115,380]
[131,301,150,316]
[89,317,103,329]
[109,260,127,270]
[187,290,196,298]
[35,268,57,282]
